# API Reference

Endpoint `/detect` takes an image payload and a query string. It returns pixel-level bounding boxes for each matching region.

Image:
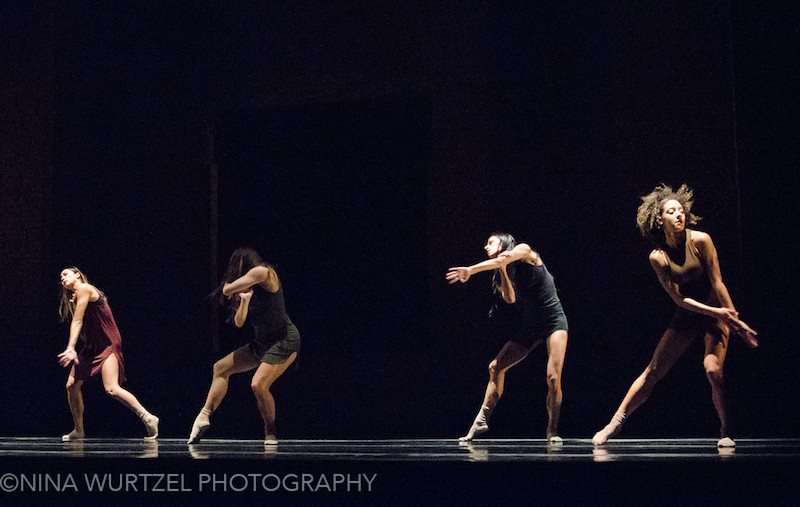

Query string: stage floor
[1,436,799,462]
[1,437,798,505]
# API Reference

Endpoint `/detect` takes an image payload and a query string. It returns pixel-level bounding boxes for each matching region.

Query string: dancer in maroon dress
[58,267,159,440]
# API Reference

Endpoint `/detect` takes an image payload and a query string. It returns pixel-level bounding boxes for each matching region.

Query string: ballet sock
[264,435,278,445]
[459,406,491,442]
[592,410,626,445]
[717,437,735,448]
[61,429,84,441]
[187,408,212,444]
[548,435,564,445]
[137,410,159,440]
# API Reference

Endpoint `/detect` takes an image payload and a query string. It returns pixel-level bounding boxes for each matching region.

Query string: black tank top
[247,283,291,337]
[511,261,562,309]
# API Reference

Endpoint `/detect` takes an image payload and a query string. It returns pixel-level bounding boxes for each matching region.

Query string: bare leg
[545,330,568,442]
[187,344,261,443]
[101,354,159,439]
[592,328,695,445]
[63,377,85,440]
[703,327,734,447]
[460,341,531,441]
[250,352,297,444]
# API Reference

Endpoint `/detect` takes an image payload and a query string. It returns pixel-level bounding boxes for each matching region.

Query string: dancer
[57,267,159,440]
[592,184,757,448]
[447,233,569,443]
[188,248,300,445]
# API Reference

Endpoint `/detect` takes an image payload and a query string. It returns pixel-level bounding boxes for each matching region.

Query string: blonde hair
[58,267,88,322]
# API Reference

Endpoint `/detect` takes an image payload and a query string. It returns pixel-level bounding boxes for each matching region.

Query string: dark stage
[1,437,798,505]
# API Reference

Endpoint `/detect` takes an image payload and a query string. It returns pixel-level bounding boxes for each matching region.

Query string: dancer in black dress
[188,248,300,445]
[447,233,568,443]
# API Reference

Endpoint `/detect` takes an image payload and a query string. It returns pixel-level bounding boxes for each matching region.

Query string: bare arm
[446,244,534,284]
[496,264,516,303]
[233,290,253,328]
[695,232,758,346]
[222,265,279,295]
[649,250,726,318]
[58,286,91,367]
[650,234,757,346]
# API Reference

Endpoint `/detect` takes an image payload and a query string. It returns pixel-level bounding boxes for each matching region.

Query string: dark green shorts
[250,322,301,364]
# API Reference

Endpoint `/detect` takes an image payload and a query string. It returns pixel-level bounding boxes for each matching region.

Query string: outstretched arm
[58,286,91,367]
[446,244,534,285]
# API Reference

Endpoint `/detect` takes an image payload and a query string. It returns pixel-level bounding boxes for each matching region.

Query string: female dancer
[592,184,757,448]
[188,248,300,445]
[447,233,569,443]
[58,267,159,440]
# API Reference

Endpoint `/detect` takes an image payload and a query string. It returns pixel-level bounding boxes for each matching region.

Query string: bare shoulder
[249,265,273,281]
[255,265,280,292]
[690,230,716,254]
[649,249,668,268]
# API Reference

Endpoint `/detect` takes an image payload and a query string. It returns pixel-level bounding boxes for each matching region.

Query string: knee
[104,385,120,398]
[251,379,270,396]
[212,361,229,379]
[66,378,77,391]
[546,371,560,391]
[704,360,724,384]
[488,359,502,377]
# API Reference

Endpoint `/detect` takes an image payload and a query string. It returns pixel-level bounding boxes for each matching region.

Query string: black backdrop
[1,1,798,441]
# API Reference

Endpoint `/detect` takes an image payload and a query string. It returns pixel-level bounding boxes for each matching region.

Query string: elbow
[503,294,516,304]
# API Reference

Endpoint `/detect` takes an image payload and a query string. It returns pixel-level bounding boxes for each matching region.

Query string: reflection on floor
[1,437,799,462]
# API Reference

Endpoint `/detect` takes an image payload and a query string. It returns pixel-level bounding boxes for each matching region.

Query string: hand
[729,318,759,348]
[446,267,471,284]
[58,348,78,367]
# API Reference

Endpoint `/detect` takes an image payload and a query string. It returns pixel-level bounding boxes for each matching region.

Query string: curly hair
[636,183,700,247]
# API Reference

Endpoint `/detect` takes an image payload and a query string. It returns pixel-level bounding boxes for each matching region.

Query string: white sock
[61,429,84,441]
[717,437,735,448]
[459,406,491,442]
[137,410,159,440]
[187,408,212,444]
[592,410,626,445]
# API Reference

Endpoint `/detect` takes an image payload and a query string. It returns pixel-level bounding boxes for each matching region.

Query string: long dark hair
[211,247,269,316]
[489,232,517,294]
[58,266,88,322]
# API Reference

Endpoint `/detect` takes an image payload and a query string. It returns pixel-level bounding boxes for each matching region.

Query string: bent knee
[104,386,121,398]
[546,371,560,389]
[212,361,230,378]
